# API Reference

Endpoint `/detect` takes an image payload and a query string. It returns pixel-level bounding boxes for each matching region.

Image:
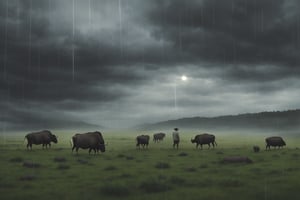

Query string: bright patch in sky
[181,75,187,81]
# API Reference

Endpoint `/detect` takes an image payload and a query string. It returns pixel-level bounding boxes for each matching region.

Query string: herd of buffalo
[24,130,287,154]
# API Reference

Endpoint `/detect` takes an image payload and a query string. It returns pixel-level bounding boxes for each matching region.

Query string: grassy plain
[0,130,300,200]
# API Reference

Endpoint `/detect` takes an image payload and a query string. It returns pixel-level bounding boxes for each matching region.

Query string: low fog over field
[1,0,300,132]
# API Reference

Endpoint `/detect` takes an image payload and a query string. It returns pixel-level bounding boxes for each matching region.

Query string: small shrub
[23,161,41,168]
[19,175,36,181]
[155,162,170,169]
[57,164,70,170]
[157,175,167,180]
[54,157,67,162]
[184,167,197,172]
[10,157,23,163]
[178,152,188,157]
[119,173,132,178]
[197,178,214,187]
[199,164,208,169]
[126,156,134,160]
[100,183,130,196]
[104,166,117,171]
[268,170,281,175]
[169,176,185,184]
[116,154,126,158]
[139,179,171,193]
[77,159,88,164]
[291,153,300,158]
[0,182,15,188]
[285,167,298,172]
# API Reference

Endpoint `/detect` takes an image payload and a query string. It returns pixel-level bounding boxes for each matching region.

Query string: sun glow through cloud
[181,75,187,81]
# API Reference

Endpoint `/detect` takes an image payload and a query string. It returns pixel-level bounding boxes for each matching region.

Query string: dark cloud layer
[1,0,300,131]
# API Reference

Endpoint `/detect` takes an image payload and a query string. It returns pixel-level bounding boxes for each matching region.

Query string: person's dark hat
[174,128,178,131]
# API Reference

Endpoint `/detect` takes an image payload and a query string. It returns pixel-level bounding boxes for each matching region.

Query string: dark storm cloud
[0,0,146,103]
[0,0,151,130]
[145,0,300,73]
[1,0,300,130]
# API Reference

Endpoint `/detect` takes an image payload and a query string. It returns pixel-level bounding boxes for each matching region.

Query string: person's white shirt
[172,131,179,141]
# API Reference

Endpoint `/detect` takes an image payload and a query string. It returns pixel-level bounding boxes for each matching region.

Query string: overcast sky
[1,0,300,131]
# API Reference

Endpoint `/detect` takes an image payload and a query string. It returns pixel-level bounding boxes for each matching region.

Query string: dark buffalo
[25,130,58,150]
[153,133,166,143]
[191,133,217,149]
[71,131,105,154]
[265,136,286,150]
[136,135,150,149]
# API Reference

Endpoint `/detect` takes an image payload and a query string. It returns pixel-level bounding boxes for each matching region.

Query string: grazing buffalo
[153,133,166,143]
[136,135,150,149]
[191,133,217,149]
[265,136,286,150]
[71,131,105,154]
[25,130,58,150]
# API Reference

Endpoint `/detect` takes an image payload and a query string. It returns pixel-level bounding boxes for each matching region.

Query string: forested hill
[138,110,300,132]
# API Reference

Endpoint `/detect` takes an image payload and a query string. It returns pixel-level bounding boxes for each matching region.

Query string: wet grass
[0,131,300,200]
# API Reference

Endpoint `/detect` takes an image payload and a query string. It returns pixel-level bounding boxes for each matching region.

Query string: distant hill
[137,109,300,132]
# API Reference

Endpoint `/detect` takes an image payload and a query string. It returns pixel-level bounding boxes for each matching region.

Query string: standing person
[172,128,180,149]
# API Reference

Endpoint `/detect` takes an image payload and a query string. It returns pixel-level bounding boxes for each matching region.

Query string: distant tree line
[139,109,300,132]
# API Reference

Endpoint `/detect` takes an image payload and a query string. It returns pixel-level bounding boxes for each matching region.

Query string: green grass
[0,130,300,200]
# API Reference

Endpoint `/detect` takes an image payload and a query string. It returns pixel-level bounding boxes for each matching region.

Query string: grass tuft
[23,161,41,168]
[139,179,171,193]
[218,179,244,187]
[116,154,126,158]
[104,165,118,171]
[10,157,23,163]
[19,175,37,181]
[169,176,186,184]
[100,183,130,196]
[126,156,134,160]
[54,157,67,162]
[199,164,209,169]
[184,167,197,172]
[291,153,300,158]
[272,154,280,158]
[178,152,188,157]
[155,162,170,169]
[118,173,132,178]
[77,159,88,164]
[57,164,70,170]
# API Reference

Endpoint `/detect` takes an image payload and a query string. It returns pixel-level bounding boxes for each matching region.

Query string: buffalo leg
[72,146,76,153]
